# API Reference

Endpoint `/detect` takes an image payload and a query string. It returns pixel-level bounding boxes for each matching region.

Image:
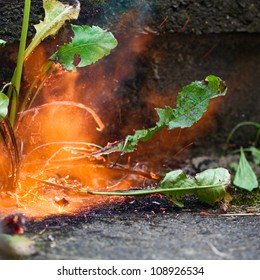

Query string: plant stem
[26,176,227,196]
[226,121,260,147]
[19,101,105,131]
[9,0,31,126]
[86,184,228,196]
[19,61,54,112]
[0,119,20,191]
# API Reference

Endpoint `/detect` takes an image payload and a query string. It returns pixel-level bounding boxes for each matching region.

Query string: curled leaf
[159,168,230,206]
[159,170,196,207]
[25,0,80,58]
[195,168,231,205]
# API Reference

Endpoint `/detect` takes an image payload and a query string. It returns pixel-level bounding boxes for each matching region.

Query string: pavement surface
[24,196,260,260]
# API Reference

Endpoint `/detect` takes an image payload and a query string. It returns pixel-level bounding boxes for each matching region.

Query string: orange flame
[0,10,223,219]
[0,27,154,218]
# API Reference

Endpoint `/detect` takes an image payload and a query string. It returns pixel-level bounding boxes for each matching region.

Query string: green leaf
[83,75,227,156]
[0,234,37,258]
[158,168,230,206]
[234,147,259,191]
[0,39,6,46]
[86,168,231,207]
[163,76,227,129]
[0,91,9,121]
[249,146,260,165]
[205,75,227,93]
[159,170,197,207]
[118,75,227,153]
[24,0,80,58]
[195,168,231,205]
[50,25,118,71]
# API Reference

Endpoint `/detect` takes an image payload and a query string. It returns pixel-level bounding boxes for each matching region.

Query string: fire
[0,10,223,219]
[0,29,154,218]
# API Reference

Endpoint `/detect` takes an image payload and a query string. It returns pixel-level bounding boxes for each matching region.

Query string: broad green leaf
[50,25,118,71]
[249,146,260,165]
[234,147,259,191]
[159,168,230,206]
[0,234,37,258]
[24,0,80,58]
[160,76,227,129]
[0,39,6,46]
[195,168,231,205]
[85,168,231,207]
[0,91,9,121]
[112,75,227,153]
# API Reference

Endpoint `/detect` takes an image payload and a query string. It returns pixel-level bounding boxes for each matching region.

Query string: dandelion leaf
[87,168,231,207]
[120,75,227,153]
[157,76,227,129]
[159,170,196,207]
[51,25,118,71]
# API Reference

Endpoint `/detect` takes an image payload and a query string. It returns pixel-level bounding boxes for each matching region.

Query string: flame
[0,26,154,218]
[0,10,223,219]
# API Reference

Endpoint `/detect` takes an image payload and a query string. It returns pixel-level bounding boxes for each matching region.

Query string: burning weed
[0,0,233,219]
